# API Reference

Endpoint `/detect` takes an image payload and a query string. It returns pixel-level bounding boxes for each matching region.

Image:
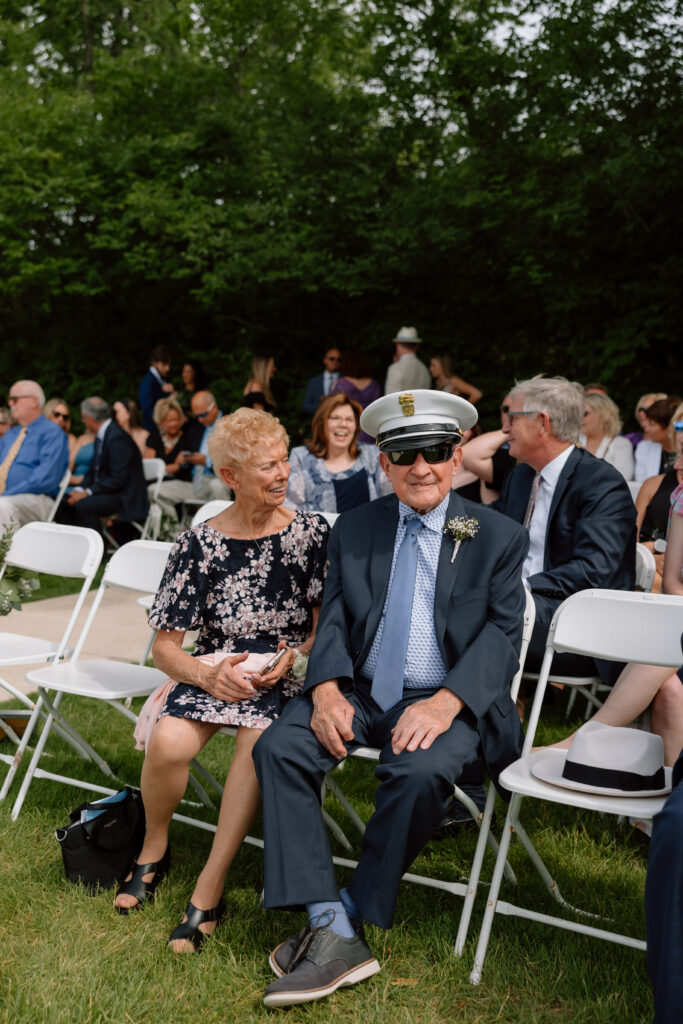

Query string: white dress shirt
[523,445,575,581]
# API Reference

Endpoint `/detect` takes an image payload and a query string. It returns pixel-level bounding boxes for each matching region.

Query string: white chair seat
[27,660,166,701]
[136,595,154,611]
[0,635,73,666]
[500,748,668,819]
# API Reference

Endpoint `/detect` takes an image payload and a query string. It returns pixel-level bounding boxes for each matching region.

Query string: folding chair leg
[323,771,367,836]
[454,783,516,957]
[469,793,521,984]
[0,693,49,802]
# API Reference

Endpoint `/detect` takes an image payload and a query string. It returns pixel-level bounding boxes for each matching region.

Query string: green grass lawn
[0,694,653,1024]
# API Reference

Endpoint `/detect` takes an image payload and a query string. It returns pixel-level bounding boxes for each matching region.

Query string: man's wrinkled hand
[391,689,464,755]
[310,681,355,759]
[66,489,87,505]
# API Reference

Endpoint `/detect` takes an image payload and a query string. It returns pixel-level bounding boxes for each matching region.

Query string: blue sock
[305,900,356,938]
[339,886,360,926]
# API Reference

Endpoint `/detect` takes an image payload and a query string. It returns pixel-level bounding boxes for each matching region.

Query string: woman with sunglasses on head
[44,397,79,463]
[285,393,391,514]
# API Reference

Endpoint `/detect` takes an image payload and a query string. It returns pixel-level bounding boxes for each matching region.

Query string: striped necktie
[523,471,542,529]
[0,427,27,495]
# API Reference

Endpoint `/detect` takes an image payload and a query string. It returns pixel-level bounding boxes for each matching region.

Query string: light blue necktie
[371,517,422,711]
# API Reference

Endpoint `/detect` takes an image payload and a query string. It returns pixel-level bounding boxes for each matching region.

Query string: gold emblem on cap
[398,393,415,417]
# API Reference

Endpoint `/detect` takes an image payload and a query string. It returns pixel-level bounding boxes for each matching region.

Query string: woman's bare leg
[169,725,263,952]
[544,663,675,750]
[114,716,218,910]
[649,672,683,765]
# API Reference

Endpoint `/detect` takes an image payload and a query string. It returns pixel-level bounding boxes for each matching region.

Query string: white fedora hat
[532,722,672,798]
[393,326,421,343]
[360,389,478,452]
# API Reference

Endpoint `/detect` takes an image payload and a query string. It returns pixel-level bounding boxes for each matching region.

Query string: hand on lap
[391,689,464,755]
[311,681,355,759]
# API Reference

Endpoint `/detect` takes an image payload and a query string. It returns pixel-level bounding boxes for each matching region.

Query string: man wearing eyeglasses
[302,348,342,417]
[254,389,528,1007]
[493,375,636,674]
[0,380,68,532]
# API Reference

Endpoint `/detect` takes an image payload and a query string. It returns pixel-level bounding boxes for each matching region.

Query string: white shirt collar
[538,444,574,488]
[149,365,163,383]
[96,418,112,441]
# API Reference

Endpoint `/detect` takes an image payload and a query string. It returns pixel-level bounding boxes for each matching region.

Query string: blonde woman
[579,393,634,480]
[243,356,275,409]
[114,409,329,955]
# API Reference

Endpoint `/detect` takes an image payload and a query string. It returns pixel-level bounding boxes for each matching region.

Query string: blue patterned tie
[371,517,422,711]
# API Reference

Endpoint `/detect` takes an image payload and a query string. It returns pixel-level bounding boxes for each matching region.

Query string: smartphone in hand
[259,648,288,674]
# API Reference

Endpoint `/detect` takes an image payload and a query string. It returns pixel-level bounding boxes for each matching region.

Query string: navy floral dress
[148,513,329,730]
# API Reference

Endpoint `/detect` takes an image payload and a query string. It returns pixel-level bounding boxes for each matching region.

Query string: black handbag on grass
[55,787,146,892]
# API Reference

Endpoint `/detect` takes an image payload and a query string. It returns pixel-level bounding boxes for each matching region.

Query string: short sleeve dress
[148,512,329,730]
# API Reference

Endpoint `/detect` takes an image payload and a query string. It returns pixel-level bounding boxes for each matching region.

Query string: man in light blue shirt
[0,380,69,531]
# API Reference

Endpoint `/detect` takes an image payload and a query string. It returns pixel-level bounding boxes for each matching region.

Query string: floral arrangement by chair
[0,523,40,615]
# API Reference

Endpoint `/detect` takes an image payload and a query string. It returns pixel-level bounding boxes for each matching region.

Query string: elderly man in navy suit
[254,389,528,1007]
[493,376,636,675]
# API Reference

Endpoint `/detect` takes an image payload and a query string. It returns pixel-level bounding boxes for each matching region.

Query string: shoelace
[288,910,337,972]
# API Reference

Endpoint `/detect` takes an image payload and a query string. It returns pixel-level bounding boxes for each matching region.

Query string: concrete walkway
[0,589,153,698]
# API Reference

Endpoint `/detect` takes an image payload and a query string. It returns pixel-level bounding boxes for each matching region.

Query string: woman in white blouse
[579,393,634,480]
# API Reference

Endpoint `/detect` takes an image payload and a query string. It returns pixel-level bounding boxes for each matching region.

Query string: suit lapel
[545,447,580,533]
[434,490,469,641]
[361,495,399,660]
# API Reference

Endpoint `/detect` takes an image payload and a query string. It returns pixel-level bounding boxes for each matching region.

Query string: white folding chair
[469,589,683,984]
[46,468,72,523]
[190,499,233,526]
[321,589,536,955]
[563,547,658,721]
[139,457,167,540]
[0,523,104,801]
[10,539,173,819]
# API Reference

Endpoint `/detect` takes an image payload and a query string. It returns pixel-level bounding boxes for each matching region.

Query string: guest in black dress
[114,409,330,954]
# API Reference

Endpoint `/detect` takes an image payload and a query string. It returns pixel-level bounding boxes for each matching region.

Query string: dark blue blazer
[139,369,166,432]
[304,489,529,792]
[494,447,636,643]
[302,373,325,417]
[82,422,149,523]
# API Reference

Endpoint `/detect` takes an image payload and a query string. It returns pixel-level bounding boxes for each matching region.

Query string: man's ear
[451,446,464,473]
[379,451,392,480]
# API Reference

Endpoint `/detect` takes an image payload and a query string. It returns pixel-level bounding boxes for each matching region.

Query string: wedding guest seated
[330,349,381,442]
[69,423,97,488]
[635,396,681,482]
[146,398,203,525]
[114,409,329,956]
[285,394,391,514]
[429,354,482,403]
[57,396,148,541]
[181,390,233,503]
[624,391,667,449]
[0,380,69,530]
[113,398,152,458]
[636,405,683,590]
[44,398,78,464]
[579,393,634,480]
[493,376,636,677]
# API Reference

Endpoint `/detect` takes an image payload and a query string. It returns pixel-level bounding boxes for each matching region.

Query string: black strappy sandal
[115,847,170,915]
[167,898,226,952]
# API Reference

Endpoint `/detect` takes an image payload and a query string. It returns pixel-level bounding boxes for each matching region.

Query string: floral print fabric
[148,512,329,729]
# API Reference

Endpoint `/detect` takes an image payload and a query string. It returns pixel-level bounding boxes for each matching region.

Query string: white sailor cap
[360,389,478,452]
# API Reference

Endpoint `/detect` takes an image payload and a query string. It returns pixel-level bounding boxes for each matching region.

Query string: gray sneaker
[263,927,380,1007]
[268,925,311,978]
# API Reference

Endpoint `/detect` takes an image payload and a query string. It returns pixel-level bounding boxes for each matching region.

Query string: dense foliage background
[1,0,681,435]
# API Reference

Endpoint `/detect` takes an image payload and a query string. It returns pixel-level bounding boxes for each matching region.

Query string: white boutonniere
[444,516,479,563]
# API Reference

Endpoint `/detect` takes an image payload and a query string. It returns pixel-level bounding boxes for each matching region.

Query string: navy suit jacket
[139,369,166,432]
[302,373,338,417]
[304,489,529,792]
[82,422,149,523]
[494,447,636,644]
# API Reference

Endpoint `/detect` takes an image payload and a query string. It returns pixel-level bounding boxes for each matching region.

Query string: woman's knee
[146,715,210,768]
[652,673,683,722]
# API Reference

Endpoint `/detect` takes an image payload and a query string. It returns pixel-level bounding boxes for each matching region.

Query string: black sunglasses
[386,442,455,466]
